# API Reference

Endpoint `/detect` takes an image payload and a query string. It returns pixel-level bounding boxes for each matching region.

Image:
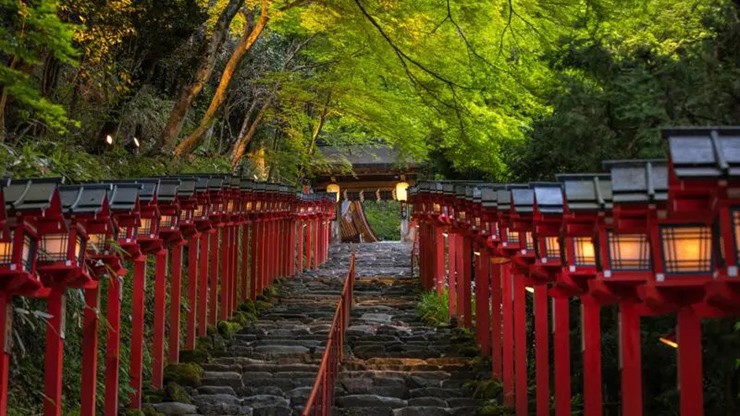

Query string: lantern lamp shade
[38,233,71,263]
[159,215,178,229]
[543,236,561,258]
[0,237,11,264]
[327,184,340,202]
[659,225,713,274]
[525,231,535,251]
[137,218,153,236]
[573,237,597,266]
[607,232,651,271]
[87,233,108,253]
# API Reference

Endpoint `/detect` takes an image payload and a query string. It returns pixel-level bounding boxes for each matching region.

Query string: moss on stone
[217,320,242,339]
[477,401,514,416]
[163,362,204,387]
[179,345,210,364]
[472,379,503,400]
[163,382,191,404]
[230,311,257,327]
[142,404,165,416]
[141,387,165,404]
[206,325,217,336]
[238,301,257,314]
[254,299,272,312]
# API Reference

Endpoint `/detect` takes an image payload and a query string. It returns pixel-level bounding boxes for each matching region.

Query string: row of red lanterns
[409,127,740,416]
[0,175,336,416]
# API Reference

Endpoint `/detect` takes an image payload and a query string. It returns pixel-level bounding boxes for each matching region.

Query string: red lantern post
[105,183,142,414]
[553,174,612,416]
[58,184,116,416]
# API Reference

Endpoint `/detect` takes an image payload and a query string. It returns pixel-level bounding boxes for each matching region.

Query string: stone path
[150,242,485,416]
[335,243,485,416]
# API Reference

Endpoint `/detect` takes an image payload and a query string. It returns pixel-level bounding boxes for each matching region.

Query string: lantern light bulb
[525,286,535,294]
[133,137,140,147]
[659,336,678,349]
[105,135,114,145]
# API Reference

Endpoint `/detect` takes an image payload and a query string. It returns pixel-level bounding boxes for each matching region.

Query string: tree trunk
[160,0,245,151]
[297,92,332,180]
[230,100,271,170]
[174,0,270,158]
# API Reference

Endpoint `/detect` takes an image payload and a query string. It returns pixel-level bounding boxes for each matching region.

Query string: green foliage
[362,201,401,241]
[216,320,242,339]
[417,290,450,327]
[471,379,503,401]
[0,0,78,135]
[254,299,272,312]
[162,363,204,387]
[163,382,191,404]
[477,401,515,416]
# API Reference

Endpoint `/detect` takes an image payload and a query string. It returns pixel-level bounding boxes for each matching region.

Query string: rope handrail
[302,248,356,416]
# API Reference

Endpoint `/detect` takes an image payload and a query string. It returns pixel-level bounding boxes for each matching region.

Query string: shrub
[417,290,450,326]
[162,363,204,387]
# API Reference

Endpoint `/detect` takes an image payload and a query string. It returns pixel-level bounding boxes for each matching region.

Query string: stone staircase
[334,243,485,416]
[149,243,484,416]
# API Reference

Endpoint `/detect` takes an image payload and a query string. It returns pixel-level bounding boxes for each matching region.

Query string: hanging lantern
[395,182,409,202]
[327,183,340,203]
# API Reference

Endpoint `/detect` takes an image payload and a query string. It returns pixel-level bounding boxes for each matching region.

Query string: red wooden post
[264,220,270,286]
[514,275,528,416]
[105,274,122,415]
[152,249,167,389]
[220,226,231,320]
[460,234,472,327]
[435,227,446,294]
[186,235,199,350]
[582,296,603,416]
[0,294,9,416]
[198,233,209,336]
[491,261,503,380]
[230,224,237,312]
[129,256,147,409]
[80,286,100,416]
[475,246,491,355]
[259,219,267,293]
[306,220,313,271]
[620,302,642,416]
[241,224,250,301]
[553,296,571,416]
[232,224,239,312]
[288,220,296,276]
[448,233,457,318]
[314,217,320,268]
[677,307,703,416]
[502,263,514,406]
[169,242,184,363]
[250,221,260,300]
[534,284,549,416]
[297,221,304,273]
[208,230,219,326]
[43,285,66,416]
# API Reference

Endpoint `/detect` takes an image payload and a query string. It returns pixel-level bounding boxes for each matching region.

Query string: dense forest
[2,0,740,414]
